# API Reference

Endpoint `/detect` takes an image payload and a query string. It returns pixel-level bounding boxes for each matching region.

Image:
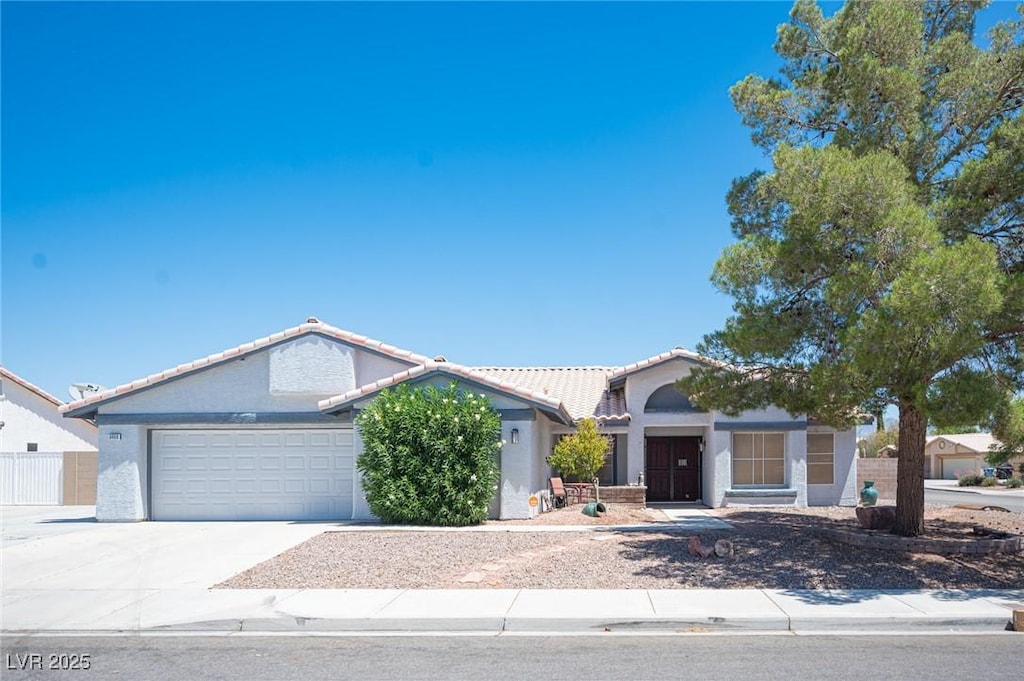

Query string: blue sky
[1,1,1016,399]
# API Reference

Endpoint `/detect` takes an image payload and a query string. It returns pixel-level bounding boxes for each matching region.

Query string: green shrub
[981,476,998,487]
[548,418,609,482]
[1006,477,1023,488]
[958,473,984,487]
[355,382,501,526]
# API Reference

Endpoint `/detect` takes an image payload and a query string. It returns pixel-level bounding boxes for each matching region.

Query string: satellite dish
[68,382,105,401]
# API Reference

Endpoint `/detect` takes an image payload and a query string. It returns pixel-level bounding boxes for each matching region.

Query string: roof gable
[927,433,1000,452]
[1,366,64,408]
[318,361,575,424]
[61,319,431,418]
[608,348,714,386]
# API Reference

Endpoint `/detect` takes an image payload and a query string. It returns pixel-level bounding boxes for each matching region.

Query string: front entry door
[645,437,701,502]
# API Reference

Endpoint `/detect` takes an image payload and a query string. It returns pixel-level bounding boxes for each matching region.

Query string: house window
[27,442,38,452]
[807,433,835,485]
[732,433,785,486]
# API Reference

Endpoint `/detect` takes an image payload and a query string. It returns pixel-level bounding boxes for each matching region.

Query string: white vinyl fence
[0,452,63,504]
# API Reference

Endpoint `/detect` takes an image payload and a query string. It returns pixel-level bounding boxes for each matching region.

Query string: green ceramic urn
[859,480,879,506]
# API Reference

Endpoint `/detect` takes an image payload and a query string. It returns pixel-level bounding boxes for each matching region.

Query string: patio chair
[549,477,568,508]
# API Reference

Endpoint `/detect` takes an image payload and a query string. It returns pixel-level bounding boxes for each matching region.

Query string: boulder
[687,536,715,558]
[855,505,897,531]
[714,539,735,558]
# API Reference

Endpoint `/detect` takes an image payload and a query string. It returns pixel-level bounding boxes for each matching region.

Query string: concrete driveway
[1,506,101,547]
[1,509,333,631]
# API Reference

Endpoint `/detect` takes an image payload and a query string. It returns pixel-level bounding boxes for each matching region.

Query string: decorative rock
[687,536,716,558]
[855,505,897,531]
[714,539,735,558]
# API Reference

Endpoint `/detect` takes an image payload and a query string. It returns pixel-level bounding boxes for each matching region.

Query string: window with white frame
[732,432,785,486]
[807,432,835,484]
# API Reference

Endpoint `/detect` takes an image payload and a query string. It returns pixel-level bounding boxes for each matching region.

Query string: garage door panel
[942,457,978,480]
[309,432,332,447]
[185,456,208,471]
[235,479,257,493]
[210,479,232,494]
[152,428,354,520]
[260,433,282,447]
[209,455,232,471]
[235,455,257,470]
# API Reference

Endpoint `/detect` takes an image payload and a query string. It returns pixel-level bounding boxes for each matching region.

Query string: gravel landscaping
[218,504,1024,591]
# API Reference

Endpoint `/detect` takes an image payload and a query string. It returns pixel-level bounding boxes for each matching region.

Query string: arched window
[644,384,706,413]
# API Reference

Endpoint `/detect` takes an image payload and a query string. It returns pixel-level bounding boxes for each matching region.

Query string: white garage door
[941,456,978,480]
[151,429,354,520]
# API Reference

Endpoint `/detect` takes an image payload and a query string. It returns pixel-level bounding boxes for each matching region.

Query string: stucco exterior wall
[0,380,97,453]
[499,419,537,519]
[103,336,414,415]
[621,358,714,488]
[806,426,859,506]
[924,441,985,478]
[95,424,147,521]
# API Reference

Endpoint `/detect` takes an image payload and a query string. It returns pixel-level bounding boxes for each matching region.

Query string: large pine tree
[679,0,1024,536]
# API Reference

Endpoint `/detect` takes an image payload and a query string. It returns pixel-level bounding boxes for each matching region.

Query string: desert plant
[981,476,998,487]
[355,382,501,526]
[1006,478,1023,489]
[958,473,984,487]
[548,418,609,483]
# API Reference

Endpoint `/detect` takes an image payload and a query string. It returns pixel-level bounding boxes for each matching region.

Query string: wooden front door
[645,437,701,502]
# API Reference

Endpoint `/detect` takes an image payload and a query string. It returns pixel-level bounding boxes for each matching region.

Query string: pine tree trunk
[894,401,926,537]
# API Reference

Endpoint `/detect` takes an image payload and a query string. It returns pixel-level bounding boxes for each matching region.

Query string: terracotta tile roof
[0,366,64,407]
[318,361,575,424]
[60,319,432,416]
[470,367,629,422]
[608,347,713,381]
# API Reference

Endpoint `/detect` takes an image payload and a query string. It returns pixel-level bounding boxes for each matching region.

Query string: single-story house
[1,366,99,505]
[926,433,1006,480]
[61,319,859,522]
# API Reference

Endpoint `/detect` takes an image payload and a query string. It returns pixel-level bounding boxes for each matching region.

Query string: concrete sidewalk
[2,506,1022,636]
[3,586,1022,634]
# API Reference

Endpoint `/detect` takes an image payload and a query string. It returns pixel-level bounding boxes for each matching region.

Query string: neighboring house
[925,433,1006,480]
[1,366,99,505]
[877,444,899,458]
[61,319,859,522]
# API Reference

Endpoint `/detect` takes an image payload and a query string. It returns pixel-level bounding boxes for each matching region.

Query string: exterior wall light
[511,428,519,445]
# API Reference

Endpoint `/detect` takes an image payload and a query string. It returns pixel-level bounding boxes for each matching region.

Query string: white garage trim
[150,428,355,520]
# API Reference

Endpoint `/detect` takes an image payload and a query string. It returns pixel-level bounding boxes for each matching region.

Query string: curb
[3,615,1013,636]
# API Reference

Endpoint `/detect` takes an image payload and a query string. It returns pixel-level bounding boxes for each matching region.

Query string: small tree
[858,428,898,458]
[355,382,501,526]
[548,419,609,485]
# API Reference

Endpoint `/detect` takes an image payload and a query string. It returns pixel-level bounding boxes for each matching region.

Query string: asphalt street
[2,635,1021,681]
[925,487,1024,513]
